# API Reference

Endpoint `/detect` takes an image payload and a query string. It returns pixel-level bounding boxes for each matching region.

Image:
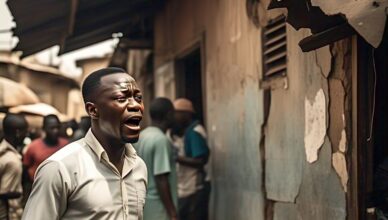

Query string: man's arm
[22,161,68,220]
[0,160,23,219]
[178,128,209,168]
[155,173,178,220]
[153,137,178,220]
[176,155,207,168]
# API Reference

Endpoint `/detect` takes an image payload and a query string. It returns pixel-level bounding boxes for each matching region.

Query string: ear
[85,102,98,119]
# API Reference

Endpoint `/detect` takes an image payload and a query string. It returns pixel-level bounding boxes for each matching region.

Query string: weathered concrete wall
[154,0,265,219]
[153,0,353,219]
[264,25,351,219]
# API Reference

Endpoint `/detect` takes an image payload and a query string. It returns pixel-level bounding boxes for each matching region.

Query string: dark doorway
[357,26,388,219]
[175,48,205,124]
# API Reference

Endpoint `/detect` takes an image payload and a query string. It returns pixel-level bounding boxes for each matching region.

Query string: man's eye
[135,94,143,102]
[116,97,127,103]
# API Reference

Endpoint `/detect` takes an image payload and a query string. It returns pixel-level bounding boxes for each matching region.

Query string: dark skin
[43,118,61,146]
[174,111,208,168]
[4,118,28,149]
[86,73,144,174]
[152,111,178,220]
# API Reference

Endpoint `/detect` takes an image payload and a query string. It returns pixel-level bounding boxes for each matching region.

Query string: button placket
[121,178,129,216]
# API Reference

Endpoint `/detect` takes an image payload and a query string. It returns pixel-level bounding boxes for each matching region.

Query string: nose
[127,98,142,112]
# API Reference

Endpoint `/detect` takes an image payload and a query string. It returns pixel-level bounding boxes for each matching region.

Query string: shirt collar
[84,129,137,162]
[0,139,21,157]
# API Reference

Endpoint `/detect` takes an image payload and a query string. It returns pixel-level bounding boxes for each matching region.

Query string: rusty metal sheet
[311,0,388,48]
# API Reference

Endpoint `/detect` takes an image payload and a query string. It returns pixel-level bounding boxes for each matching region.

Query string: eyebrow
[112,83,141,93]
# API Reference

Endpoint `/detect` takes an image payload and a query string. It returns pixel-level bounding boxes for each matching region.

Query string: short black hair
[149,97,174,121]
[43,114,60,128]
[82,67,127,103]
[3,113,27,136]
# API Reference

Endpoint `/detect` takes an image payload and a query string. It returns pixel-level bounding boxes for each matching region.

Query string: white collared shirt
[0,140,23,220]
[22,130,147,220]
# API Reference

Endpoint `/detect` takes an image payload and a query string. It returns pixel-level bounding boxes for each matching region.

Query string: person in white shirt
[22,67,147,220]
[0,113,28,220]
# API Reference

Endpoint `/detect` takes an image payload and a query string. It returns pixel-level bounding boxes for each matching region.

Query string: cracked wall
[152,0,353,218]
[265,25,352,219]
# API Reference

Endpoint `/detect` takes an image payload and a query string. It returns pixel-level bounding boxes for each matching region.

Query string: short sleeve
[152,137,171,176]
[186,131,209,158]
[22,160,69,220]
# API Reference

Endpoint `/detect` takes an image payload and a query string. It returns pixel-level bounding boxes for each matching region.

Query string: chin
[121,136,139,143]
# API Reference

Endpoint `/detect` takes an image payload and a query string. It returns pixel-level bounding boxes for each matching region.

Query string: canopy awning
[7,0,164,58]
[0,77,40,107]
[9,103,69,122]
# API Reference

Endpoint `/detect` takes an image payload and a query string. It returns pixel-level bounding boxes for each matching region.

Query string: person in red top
[23,114,69,181]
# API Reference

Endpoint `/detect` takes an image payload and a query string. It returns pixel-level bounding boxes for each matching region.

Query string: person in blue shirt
[169,98,210,220]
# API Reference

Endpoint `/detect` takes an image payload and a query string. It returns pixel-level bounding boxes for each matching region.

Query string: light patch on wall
[304,89,326,163]
[230,31,242,43]
[332,151,348,192]
[339,114,347,153]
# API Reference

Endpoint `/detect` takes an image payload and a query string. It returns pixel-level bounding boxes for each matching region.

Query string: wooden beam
[60,0,79,49]
[67,0,79,36]
[59,18,134,54]
[299,23,356,52]
[119,38,153,49]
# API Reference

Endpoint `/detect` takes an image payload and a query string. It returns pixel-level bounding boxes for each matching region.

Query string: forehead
[99,73,139,91]
[10,119,27,129]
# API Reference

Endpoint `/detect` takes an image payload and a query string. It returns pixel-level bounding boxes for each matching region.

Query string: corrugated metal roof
[7,0,163,57]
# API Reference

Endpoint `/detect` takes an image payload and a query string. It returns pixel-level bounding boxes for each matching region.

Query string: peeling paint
[304,89,326,163]
[332,152,348,192]
[338,130,347,153]
[315,46,332,78]
[339,114,347,153]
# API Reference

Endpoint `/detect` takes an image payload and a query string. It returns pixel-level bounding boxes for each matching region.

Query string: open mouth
[124,115,142,130]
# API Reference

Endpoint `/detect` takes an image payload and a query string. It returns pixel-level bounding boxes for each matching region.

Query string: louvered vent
[262,15,287,79]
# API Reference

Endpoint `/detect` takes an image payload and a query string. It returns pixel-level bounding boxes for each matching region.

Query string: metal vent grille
[262,15,287,78]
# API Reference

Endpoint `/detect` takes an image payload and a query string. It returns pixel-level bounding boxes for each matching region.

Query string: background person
[135,97,178,220]
[23,114,68,181]
[169,98,210,220]
[0,113,28,220]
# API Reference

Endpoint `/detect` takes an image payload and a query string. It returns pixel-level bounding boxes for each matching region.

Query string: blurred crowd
[0,114,91,220]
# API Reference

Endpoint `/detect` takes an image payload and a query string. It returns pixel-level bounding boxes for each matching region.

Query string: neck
[44,137,59,146]
[151,120,168,133]
[4,137,17,149]
[91,126,125,165]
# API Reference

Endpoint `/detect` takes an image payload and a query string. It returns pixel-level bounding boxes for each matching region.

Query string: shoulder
[45,139,90,171]
[135,155,147,171]
[58,137,69,146]
[27,138,44,148]
[48,139,86,160]
[140,128,170,145]
[193,124,207,138]
[0,151,22,171]
[133,155,148,182]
